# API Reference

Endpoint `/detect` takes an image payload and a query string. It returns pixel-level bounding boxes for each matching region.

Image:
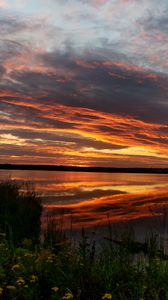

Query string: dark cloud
[0,52,167,120]
[143,11,168,34]
[1,48,167,124]
[0,39,27,65]
[0,14,26,35]
[0,65,5,79]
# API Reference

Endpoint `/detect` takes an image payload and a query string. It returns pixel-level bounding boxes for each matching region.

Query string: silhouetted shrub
[0,180,42,244]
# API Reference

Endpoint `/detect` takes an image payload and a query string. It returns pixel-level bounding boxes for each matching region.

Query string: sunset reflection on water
[0,170,168,238]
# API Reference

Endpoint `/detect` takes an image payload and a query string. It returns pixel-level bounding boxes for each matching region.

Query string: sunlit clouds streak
[0,98,168,166]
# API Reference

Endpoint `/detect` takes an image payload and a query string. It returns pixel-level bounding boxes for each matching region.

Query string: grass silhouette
[0,180,42,244]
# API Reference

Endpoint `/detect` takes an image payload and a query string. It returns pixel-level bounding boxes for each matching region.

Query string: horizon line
[0,164,168,174]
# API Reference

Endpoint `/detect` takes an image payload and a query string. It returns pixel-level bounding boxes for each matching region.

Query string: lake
[0,170,168,240]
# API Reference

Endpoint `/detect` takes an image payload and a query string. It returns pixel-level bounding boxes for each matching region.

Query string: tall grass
[0,180,42,244]
[1,228,168,300]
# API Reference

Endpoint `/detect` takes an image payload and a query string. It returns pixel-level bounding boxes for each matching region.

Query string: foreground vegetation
[1,180,168,300]
[0,180,42,244]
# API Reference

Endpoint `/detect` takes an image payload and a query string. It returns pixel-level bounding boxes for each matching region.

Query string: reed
[0,180,42,245]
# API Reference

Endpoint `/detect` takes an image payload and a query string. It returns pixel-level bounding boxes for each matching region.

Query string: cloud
[1,48,167,123]
[0,95,168,166]
[0,0,6,8]
[0,0,167,167]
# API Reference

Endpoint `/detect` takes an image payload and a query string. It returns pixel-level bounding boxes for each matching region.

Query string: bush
[0,180,42,244]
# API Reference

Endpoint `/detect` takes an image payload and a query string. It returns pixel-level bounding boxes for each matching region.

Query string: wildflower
[24,252,33,257]
[47,254,56,263]
[0,287,3,295]
[62,292,73,299]
[102,293,112,299]
[6,285,16,290]
[11,264,22,271]
[51,287,59,292]
[16,277,25,286]
[30,275,38,283]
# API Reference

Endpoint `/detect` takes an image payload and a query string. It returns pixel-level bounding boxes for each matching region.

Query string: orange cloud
[1,98,168,167]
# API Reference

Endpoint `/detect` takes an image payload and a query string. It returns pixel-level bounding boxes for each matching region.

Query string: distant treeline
[0,164,168,174]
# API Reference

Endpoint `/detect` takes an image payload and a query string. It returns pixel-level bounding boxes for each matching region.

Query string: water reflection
[0,170,168,238]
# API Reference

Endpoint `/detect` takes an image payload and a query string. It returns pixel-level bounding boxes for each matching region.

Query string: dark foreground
[1,180,168,300]
[1,231,168,300]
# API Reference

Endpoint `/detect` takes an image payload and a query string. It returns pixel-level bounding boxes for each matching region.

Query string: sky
[0,0,168,167]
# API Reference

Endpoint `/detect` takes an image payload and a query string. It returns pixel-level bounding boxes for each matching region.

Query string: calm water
[0,170,168,239]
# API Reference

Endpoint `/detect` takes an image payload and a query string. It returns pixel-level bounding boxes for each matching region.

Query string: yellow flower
[47,254,56,263]
[24,252,33,257]
[51,287,59,292]
[62,292,73,299]
[102,293,112,299]
[6,285,16,290]
[30,275,38,283]
[0,287,3,295]
[11,264,22,271]
[16,277,25,286]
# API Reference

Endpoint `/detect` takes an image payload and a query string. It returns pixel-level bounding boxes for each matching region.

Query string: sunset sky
[0,0,168,167]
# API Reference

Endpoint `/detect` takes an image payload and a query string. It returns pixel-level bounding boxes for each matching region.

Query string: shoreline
[0,164,168,174]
